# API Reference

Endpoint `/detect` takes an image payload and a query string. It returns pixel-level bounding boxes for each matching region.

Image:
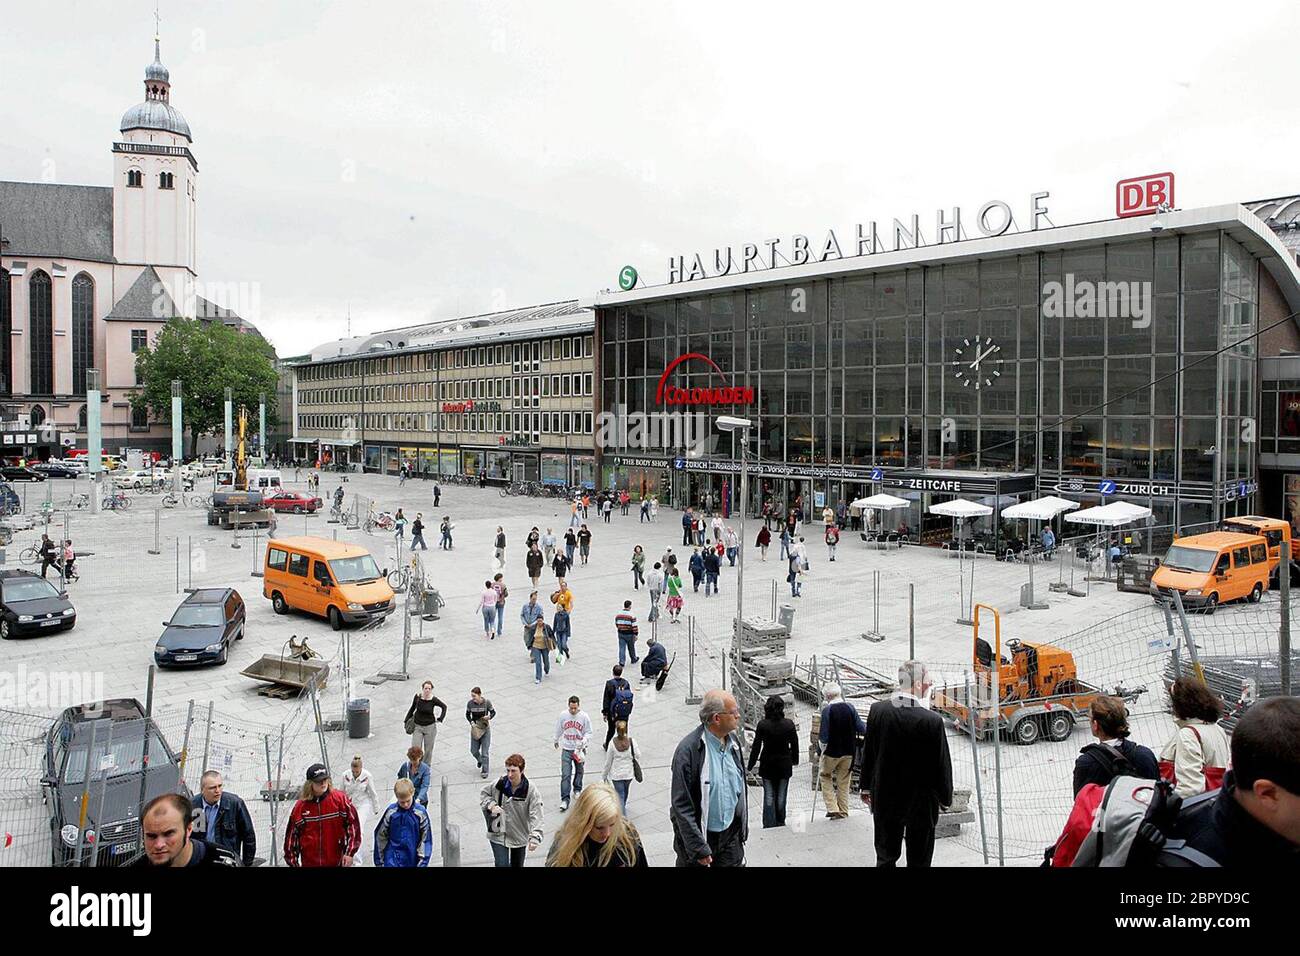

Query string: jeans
[762,777,789,828]
[481,607,495,634]
[617,633,639,665]
[726,547,737,566]
[641,509,649,522]
[470,727,491,773]
[494,604,504,635]
[827,544,837,560]
[440,532,452,550]
[411,532,427,550]
[565,544,576,564]
[553,611,570,656]
[612,778,631,813]
[632,568,644,589]
[532,647,551,680]
[705,572,718,595]
[560,748,584,802]
[490,842,526,867]
[779,542,789,560]
[682,526,692,545]
[691,571,702,592]
[649,589,661,614]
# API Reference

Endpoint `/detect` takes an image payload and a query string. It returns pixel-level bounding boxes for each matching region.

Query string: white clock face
[951,337,1003,391]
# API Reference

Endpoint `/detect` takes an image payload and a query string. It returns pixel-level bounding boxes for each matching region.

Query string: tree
[130,319,279,457]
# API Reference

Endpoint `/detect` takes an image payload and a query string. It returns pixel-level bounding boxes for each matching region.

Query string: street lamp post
[717,416,753,665]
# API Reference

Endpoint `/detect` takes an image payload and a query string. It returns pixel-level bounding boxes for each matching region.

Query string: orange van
[263,536,395,629]
[1221,515,1294,576]
[1150,531,1270,611]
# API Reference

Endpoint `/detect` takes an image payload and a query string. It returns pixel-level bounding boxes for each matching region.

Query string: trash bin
[422,588,444,619]
[777,603,795,636]
[347,698,370,739]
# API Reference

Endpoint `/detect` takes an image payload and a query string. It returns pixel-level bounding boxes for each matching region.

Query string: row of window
[298,410,596,436]
[125,169,175,189]
[296,335,595,382]
[5,270,96,397]
[300,372,595,406]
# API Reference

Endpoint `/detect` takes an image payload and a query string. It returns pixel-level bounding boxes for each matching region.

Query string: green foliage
[130,319,279,453]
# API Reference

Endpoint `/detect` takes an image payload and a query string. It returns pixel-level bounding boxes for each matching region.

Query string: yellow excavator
[209,406,270,529]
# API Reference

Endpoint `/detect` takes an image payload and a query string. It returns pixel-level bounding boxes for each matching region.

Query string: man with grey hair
[670,689,748,866]
[819,683,865,819]
[191,769,257,866]
[858,660,952,866]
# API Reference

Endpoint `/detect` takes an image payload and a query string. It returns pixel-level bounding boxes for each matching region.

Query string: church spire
[144,4,170,100]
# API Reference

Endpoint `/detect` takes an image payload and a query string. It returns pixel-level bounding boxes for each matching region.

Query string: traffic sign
[618,266,638,291]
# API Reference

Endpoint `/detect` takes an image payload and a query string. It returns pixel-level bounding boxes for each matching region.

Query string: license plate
[112,842,138,856]
[173,654,197,662]
[40,619,60,627]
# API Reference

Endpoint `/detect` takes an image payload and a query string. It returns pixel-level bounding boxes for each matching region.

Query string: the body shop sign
[655,353,754,406]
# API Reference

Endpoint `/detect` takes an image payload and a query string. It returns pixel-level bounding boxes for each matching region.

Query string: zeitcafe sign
[666,192,1052,284]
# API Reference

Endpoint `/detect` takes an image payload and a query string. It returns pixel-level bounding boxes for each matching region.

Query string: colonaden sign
[655,353,754,406]
[667,192,1052,284]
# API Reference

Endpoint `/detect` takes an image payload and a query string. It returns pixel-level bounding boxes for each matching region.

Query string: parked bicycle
[102,493,131,511]
[60,493,90,510]
[362,509,395,534]
[387,555,426,594]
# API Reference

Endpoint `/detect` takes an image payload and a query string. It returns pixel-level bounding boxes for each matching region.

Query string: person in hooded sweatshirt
[373,779,432,867]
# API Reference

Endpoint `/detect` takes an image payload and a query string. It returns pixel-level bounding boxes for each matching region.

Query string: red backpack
[1046,783,1107,868]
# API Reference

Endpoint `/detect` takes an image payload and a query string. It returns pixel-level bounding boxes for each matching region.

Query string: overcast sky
[4,0,1298,356]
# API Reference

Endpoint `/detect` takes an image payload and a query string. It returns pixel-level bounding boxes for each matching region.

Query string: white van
[246,468,283,492]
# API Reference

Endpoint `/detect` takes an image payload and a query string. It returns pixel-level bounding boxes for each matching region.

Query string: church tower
[112,28,198,277]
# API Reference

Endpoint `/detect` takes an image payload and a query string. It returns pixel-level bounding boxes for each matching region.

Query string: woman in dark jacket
[747,696,800,828]
[1072,695,1159,795]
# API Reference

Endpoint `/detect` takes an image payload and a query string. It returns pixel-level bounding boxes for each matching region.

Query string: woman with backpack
[481,753,543,867]
[602,721,641,814]
[1159,677,1231,797]
[546,784,647,867]
[1072,696,1159,796]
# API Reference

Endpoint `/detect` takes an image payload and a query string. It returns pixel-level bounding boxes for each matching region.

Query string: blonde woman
[602,720,639,813]
[340,755,382,865]
[545,783,647,867]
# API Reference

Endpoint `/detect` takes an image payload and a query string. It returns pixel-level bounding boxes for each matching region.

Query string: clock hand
[969,345,997,369]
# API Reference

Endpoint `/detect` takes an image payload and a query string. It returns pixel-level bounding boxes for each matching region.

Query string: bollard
[231,524,241,549]
[863,570,885,642]
[148,508,161,555]
[251,526,262,577]
[188,536,193,589]
[175,538,180,594]
[684,616,702,705]
[909,582,915,658]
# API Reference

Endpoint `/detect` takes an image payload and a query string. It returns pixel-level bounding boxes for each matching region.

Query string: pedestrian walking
[602,497,613,523]
[520,590,546,648]
[1072,695,1159,796]
[670,690,748,867]
[631,545,646,589]
[570,499,582,528]
[822,505,835,529]
[581,492,591,519]
[603,725,640,815]
[528,616,555,684]
[649,497,658,521]
[410,513,428,550]
[132,794,241,868]
[397,746,432,806]
[825,524,840,561]
[681,508,695,546]
[340,757,381,866]
[688,547,704,592]
[526,544,544,589]
[267,509,278,539]
[577,524,592,565]
[665,567,685,624]
[779,526,792,561]
[482,754,544,868]
[192,770,257,866]
[551,580,573,660]
[859,661,954,868]
[564,527,578,565]
[433,482,441,508]
[551,547,571,581]
[640,497,650,522]
[526,526,540,550]
[756,525,771,561]
[702,547,721,596]
[491,573,509,638]
[602,664,635,748]
[614,601,640,666]
[548,784,647,866]
[439,515,454,549]
[724,526,739,566]
[373,779,431,867]
[695,514,708,546]
[404,681,447,762]
[711,514,723,542]
[393,509,408,547]
[399,464,408,488]
[748,696,800,828]
[819,683,865,819]
[38,534,55,579]
[284,764,361,868]
[646,561,664,614]
[494,526,507,568]
[1159,676,1230,798]
[554,697,593,811]
[476,581,498,640]
[787,553,803,598]
[620,490,630,516]
[467,687,496,779]
[542,527,557,565]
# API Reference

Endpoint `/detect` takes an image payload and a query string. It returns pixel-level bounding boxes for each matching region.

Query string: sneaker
[480,770,488,779]
[535,678,541,685]
[560,799,569,812]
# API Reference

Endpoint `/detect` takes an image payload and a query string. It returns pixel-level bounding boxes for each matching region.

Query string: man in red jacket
[284,763,361,867]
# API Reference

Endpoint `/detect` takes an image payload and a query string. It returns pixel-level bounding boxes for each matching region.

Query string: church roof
[105,267,180,321]
[120,99,192,141]
[197,294,265,340]
[0,181,114,262]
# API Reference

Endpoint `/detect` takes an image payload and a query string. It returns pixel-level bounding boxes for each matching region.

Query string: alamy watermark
[1042,273,1150,328]
[595,405,710,457]
[0,667,105,711]
[151,277,262,324]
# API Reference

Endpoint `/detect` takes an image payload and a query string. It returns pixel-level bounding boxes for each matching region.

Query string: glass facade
[600,231,1260,527]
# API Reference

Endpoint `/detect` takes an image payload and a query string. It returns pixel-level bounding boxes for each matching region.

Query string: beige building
[291,302,597,486]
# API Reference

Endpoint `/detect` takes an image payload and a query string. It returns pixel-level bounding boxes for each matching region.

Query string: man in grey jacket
[670,689,748,866]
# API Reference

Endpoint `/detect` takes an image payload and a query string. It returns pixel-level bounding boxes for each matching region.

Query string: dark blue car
[154,588,245,667]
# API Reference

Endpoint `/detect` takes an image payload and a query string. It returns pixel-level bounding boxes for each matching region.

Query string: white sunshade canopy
[850,494,911,511]
[1064,501,1153,527]
[927,499,993,518]
[1001,495,1081,522]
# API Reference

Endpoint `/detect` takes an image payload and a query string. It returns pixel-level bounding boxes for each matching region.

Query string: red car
[263,490,322,514]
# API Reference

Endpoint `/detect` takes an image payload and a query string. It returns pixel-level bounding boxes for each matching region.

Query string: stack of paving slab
[734,615,788,656]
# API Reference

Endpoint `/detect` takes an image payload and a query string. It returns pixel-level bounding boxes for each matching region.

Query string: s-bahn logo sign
[654,353,754,406]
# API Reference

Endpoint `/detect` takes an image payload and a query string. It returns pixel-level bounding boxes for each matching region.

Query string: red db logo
[1116,173,1174,218]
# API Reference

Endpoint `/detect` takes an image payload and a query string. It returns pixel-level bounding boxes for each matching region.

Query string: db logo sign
[1116,172,1174,218]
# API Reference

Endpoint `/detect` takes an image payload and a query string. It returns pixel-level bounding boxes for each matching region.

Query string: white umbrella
[1065,502,1152,527]
[928,499,993,557]
[1000,496,1080,608]
[851,494,909,511]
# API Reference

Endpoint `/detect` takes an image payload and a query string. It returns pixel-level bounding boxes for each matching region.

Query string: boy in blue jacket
[374,779,432,867]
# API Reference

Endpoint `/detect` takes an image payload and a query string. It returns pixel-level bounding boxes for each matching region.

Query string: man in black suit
[192,770,257,866]
[859,660,953,867]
